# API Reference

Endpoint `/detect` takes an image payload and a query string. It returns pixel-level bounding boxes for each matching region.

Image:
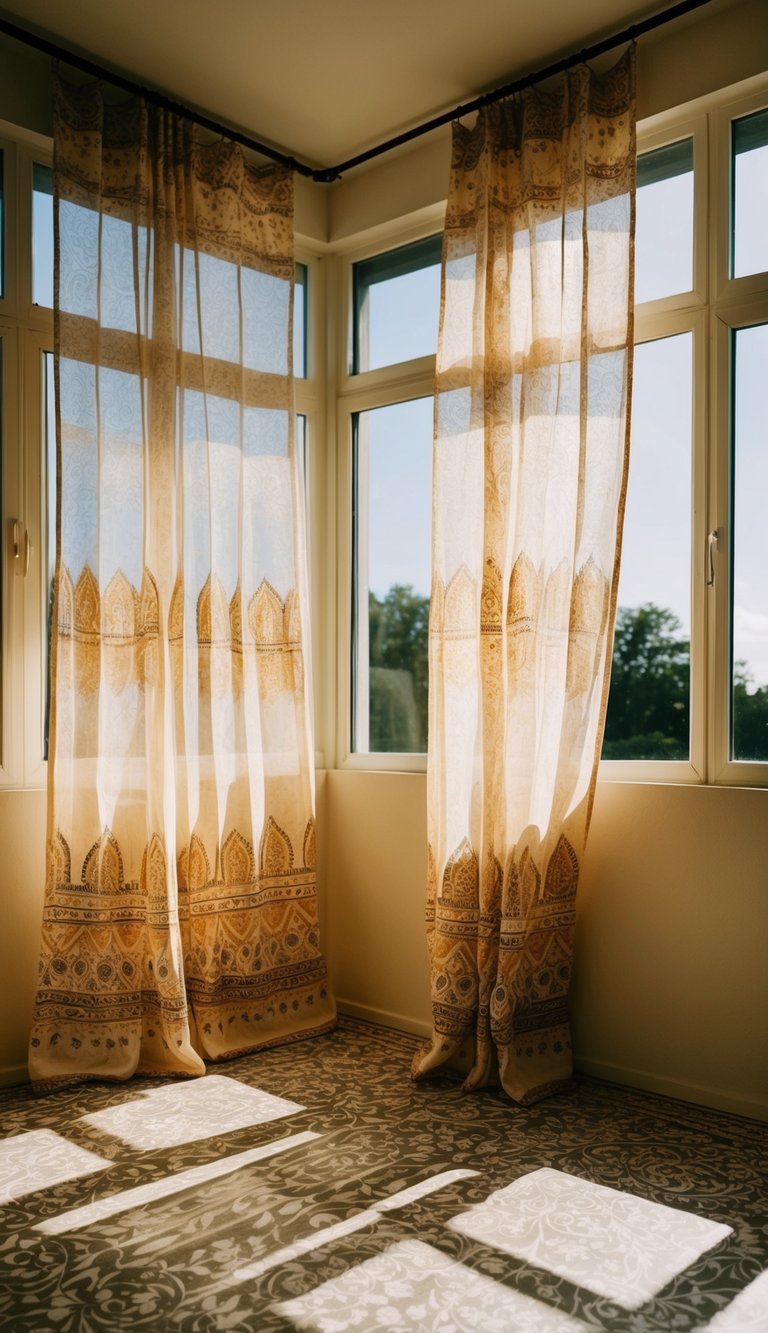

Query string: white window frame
[333,214,443,772]
[600,76,768,786]
[294,246,329,768]
[0,123,52,789]
[707,82,768,785]
[600,109,709,785]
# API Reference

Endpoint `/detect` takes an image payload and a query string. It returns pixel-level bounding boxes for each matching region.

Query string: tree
[733,665,768,761]
[368,585,429,751]
[602,604,689,759]
[604,603,768,761]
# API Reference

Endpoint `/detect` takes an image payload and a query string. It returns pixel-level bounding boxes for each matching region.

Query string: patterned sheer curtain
[412,52,636,1104]
[29,74,335,1090]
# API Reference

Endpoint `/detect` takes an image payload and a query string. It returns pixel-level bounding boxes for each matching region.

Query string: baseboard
[574,1054,768,1123]
[336,1000,431,1040]
[0,1063,29,1089]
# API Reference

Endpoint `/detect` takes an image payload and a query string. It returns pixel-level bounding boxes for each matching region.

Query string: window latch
[13,520,31,577]
[706,528,719,587]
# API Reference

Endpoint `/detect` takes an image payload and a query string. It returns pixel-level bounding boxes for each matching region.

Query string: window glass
[732,108,768,279]
[32,163,53,308]
[635,139,694,304]
[353,236,441,372]
[353,396,432,753]
[294,263,307,378]
[603,333,692,760]
[731,322,768,760]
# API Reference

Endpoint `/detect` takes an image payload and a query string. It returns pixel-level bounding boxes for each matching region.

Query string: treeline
[368,587,768,761]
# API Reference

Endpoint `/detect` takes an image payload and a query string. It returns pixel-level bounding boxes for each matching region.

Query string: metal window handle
[12,520,31,576]
[707,528,719,586]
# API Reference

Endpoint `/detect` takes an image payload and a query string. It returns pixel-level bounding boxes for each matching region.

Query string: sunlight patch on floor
[228,1169,479,1287]
[0,1129,111,1205]
[447,1167,732,1310]
[698,1268,768,1329]
[78,1074,304,1149]
[34,1130,319,1236]
[272,1238,590,1332]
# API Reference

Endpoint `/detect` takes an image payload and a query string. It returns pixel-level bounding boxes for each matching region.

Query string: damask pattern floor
[1,1018,767,1331]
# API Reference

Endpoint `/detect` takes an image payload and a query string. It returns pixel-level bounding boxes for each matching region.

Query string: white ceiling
[0,0,717,169]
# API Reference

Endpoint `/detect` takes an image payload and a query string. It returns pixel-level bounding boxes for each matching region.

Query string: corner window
[343,234,440,763]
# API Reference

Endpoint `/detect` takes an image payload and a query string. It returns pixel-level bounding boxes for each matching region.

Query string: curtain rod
[0,0,715,183]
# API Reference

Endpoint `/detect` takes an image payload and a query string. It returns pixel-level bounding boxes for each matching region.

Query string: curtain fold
[29,73,335,1091]
[413,50,636,1104]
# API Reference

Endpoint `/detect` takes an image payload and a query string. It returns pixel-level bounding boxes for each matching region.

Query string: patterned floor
[1,1018,767,1331]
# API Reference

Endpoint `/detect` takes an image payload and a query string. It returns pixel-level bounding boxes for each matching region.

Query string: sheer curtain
[413,52,636,1104]
[29,74,335,1090]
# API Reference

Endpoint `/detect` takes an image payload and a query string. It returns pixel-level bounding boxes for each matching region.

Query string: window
[342,233,440,764]
[0,132,53,786]
[1,123,316,785]
[601,85,768,784]
[340,79,768,784]
[352,235,441,373]
[600,121,706,781]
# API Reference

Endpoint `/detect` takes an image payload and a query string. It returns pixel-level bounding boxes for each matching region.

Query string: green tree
[602,604,689,759]
[733,666,768,761]
[368,585,429,751]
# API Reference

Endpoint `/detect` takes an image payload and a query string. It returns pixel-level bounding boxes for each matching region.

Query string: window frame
[710,84,768,785]
[335,78,768,787]
[334,217,442,772]
[0,124,53,789]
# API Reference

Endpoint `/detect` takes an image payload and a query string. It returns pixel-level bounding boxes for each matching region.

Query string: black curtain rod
[0,0,714,183]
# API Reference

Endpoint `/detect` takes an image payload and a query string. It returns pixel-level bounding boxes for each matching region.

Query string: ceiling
[0,0,718,170]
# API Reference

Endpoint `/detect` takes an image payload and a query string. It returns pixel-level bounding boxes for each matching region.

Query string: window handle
[12,520,31,577]
[707,528,719,586]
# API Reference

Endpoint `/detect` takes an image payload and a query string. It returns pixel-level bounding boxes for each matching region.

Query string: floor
[1,1018,767,1331]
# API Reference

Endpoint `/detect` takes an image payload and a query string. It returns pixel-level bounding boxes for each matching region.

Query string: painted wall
[0,791,46,1082]
[572,781,768,1120]
[322,772,768,1120]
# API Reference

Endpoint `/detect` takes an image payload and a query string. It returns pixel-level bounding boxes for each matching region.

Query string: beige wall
[573,782,768,1119]
[0,791,46,1082]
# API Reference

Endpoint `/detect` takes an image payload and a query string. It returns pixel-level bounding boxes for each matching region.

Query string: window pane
[602,333,692,760]
[33,163,53,308]
[635,139,693,304]
[294,262,307,378]
[44,350,56,759]
[353,236,441,373]
[731,323,768,761]
[353,397,432,753]
[732,108,768,278]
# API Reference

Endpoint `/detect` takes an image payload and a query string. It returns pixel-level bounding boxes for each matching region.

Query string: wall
[322,771,768,1121]
[1,0,767,1122]
[572,781,768,1119]
[0,791,46,1082]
